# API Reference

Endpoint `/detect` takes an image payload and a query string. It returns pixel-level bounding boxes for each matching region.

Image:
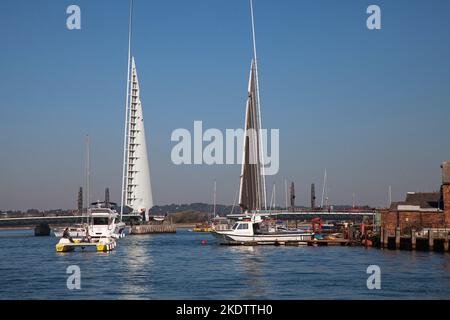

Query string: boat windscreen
[93,217,109,225]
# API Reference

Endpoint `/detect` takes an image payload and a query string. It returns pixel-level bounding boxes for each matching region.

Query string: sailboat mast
[268,183,275,211]
[352,192,356,209]
[284,179,288,210]
[250,0,267,211]
[213,179,217,218]
[321,169,327,209]
[273,183,276,210]
[85,134,91,224]
[86,135,90,210]
[120,0,134,220]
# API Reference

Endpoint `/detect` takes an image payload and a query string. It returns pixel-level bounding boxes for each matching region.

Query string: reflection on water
[0,228,448,299]
[119,236,155,299]
[0,229,34,238]
[228,246,267,299]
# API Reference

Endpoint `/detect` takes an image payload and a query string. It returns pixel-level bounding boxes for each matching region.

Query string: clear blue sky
[1,0,449,210]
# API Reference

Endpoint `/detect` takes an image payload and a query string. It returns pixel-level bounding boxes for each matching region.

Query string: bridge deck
[0,214,142,227]
[227,211,377,220]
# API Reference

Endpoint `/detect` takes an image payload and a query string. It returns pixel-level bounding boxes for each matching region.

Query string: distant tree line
[150,203,240,216]
[0,209,76,218]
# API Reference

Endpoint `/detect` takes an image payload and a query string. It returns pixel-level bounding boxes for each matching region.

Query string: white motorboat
[88,207,127,240]
[55,207,127,240]
[212,214,312,244]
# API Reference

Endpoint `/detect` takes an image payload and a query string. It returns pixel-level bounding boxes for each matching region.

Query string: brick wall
[442,161,450,184]
[443,184,450,225]
[381,209,449,235]
[380,163,450,234]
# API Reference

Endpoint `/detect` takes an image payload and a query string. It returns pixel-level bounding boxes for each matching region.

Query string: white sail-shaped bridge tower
[120,0,153,221]
[123,58,153,220]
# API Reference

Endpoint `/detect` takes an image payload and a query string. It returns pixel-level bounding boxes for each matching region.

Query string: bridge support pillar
[34,224,51,236]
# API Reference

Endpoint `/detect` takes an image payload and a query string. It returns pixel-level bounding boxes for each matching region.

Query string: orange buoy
[200,240,207,245]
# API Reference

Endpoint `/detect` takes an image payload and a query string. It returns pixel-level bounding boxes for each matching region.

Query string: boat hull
[211,231,312,245]
[55,238,116,252]
[192,227,212,232]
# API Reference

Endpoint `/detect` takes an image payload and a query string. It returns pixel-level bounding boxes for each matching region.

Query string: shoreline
[0,223,199,231]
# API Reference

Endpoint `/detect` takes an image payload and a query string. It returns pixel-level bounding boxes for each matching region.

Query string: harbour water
[0,228,448,300]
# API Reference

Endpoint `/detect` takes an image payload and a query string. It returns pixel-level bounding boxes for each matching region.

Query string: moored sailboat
[212,0,312,244]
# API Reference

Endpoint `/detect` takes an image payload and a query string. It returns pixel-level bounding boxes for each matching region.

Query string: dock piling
[428,230,434,251]
[395,227,401,250]
[383,228,389,249]
[444,232,449,252]
[411,229,416,250]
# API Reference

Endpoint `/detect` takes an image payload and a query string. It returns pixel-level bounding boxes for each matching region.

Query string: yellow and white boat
[55,237,116,252]
[192,223,213,232]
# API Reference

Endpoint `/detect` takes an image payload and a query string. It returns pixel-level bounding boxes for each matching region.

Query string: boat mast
[120,0,134,221]
[352,192,356,209]
[250,0,267,211]
[320,169,327,209]
[85,134,91,224]
[272,183,276,211]
[269,183,274,211]
[284,179,288,211]
[213,179,217,218]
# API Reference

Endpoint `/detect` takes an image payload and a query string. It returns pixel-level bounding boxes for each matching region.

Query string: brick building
[381,161,450,234]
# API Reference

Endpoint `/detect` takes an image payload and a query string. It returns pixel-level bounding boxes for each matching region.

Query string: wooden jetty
[130,224,176,235]
[306,239,359,246]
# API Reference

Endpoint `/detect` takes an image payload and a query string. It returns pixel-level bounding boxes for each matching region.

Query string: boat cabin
[88,208,118,237]
[231,221,260,236]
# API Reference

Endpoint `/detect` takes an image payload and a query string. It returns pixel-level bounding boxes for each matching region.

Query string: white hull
[212,230,312,245]
[112,222,129,239]
[89,223,127,240]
